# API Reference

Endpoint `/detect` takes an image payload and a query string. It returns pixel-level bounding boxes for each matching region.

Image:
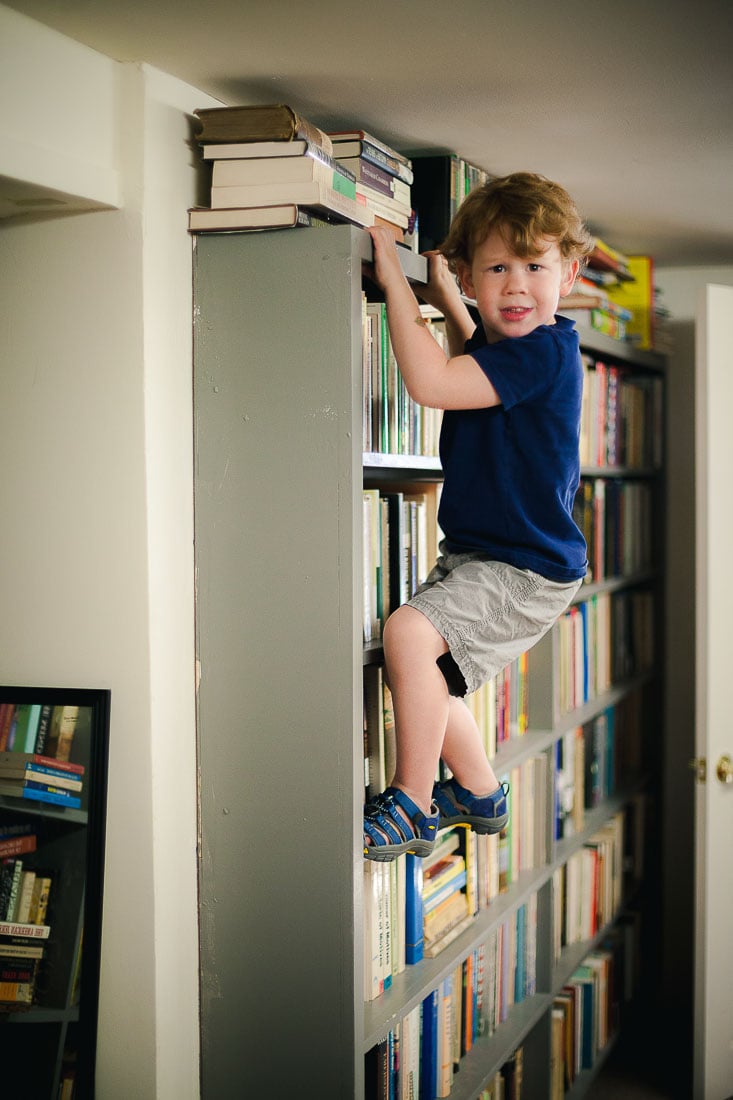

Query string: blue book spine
[420,989,439,1100]
[515,904,526,1003]
[404,854,424,964]
[579,602,589,702]
[581,978,595,1069]
[554,739,562,840]
[21,786,82,809]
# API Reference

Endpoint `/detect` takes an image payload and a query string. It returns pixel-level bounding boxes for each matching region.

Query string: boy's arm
[418,250,476,357]
[367,227,500,411]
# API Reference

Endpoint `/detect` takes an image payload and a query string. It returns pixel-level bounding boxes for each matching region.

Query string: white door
[694,283,733,1100]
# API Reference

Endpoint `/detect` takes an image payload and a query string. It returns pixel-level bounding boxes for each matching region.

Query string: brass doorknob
[716,754,733,784]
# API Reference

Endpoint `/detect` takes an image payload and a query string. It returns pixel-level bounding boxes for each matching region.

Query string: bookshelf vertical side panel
[527,629,557,731]
[193,228,363,1098]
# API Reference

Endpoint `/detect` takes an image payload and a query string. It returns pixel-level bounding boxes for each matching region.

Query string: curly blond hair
[440,171,594,270]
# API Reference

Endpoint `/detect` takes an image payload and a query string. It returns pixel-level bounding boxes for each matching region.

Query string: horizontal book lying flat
[209,180,375,227]
[328,128,412,169]
[0,780,81,808]
[0,766,83,791]
[335,155,411,205]
[0,752,84,775]
[194,103,332,154]
[0,921,50,939]
[189,204,346,233]
[211,155,356,197]
[356,186,410,229]
[202,139,335,163]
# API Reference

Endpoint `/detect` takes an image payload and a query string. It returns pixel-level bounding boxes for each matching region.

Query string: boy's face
[456,227,578,344]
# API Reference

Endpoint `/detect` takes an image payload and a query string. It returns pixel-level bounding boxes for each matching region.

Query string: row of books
[574,476,654,584]
[0,856,52,928]
[579,357,663,471]
[554,692,646,841]
[550,915,641,1096]
[0,703,85,811]
[360,343,663,474]
[552,811,627,957]
[189,104,415,240]
[553,588,655,719]
[362,299,444,458]
[362,486,441,643]
[0,703,79,760]
[0,827,53,1007]
[464,654,529,761]
[0,945,43,1007]
[365,909,533,1099]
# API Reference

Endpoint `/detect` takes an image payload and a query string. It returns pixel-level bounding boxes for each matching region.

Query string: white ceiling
[6,0,733,266]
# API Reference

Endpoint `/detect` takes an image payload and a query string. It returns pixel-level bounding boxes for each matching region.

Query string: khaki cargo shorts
[409,544,583,697]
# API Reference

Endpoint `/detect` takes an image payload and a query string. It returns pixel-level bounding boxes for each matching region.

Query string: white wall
[0,8,218,1097]
[0,6,121,210]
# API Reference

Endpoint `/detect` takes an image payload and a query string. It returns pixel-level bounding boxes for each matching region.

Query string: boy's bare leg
[383,606,448,815]
[441,697,500,795]
[383,605,499,817]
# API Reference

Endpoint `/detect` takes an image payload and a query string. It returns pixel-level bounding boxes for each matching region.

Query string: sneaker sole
[439,813,509,835]
[364,837,436,862]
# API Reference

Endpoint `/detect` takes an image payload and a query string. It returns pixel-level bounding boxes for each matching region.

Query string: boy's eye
[528,263,543,272]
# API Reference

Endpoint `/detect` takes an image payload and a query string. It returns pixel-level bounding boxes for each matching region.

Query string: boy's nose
[504,271,527,292]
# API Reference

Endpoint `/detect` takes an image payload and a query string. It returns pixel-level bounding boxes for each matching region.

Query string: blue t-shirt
[437,314,587,581]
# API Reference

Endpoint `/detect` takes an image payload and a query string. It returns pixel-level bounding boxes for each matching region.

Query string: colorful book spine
[404,855,424,965]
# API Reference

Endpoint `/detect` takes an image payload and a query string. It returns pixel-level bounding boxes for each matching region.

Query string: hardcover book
[194,104,333,154]
[189,205,330,233]
[211,154,356,197]
[202,138,325,161]
[208,180,375,227]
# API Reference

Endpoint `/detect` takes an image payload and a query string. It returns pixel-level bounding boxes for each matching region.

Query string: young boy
[363,171,594,861]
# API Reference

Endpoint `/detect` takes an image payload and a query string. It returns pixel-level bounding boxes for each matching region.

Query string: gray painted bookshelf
[192,224,665,1100]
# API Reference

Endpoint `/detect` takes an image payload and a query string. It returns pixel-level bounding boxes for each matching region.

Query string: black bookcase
[0,686,110,1100]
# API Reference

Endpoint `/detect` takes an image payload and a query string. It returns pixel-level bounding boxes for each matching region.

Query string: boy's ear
[456,261,475,298]
[560,259,580,296]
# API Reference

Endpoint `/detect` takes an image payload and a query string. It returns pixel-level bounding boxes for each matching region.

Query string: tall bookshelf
[0,686,110,1100]
[192,225,665,1099]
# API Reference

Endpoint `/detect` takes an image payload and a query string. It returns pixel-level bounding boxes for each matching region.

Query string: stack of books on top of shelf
[0,828,52,1008]
[188,103,378,234]
[0,702,84,809]
[327,127,415,243]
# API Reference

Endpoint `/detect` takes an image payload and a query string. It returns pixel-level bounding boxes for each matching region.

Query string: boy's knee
[384,604,445,656]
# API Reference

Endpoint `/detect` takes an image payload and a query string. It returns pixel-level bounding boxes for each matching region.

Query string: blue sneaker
[431,777,510,834]
[364,786,440,862]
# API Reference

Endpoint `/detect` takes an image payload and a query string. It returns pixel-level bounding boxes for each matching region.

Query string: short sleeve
[467,323,574,410]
